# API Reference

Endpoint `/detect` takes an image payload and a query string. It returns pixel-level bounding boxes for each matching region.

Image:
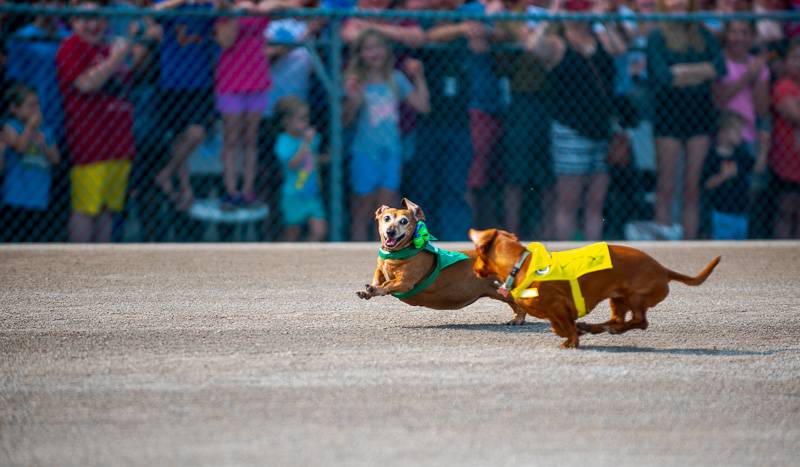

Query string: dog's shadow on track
[580,345,797,356]
[404,322,551,333]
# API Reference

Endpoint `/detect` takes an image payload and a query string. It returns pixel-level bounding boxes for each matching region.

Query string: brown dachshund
[356,199,527,321]
[469,228,721,348]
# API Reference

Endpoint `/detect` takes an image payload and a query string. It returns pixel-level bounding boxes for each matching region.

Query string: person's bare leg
[554,175,583,241]
[308,218,328,242]
[157,125,206,200]
[683,135,710,239]
[775,192,800,238]
[584,172,610,240]
[351,192,376,241]
[791,194,800,238]
[221,113,244,196]
[69,212,94,243]
[95,210,114,243]
[177,125,206,208]
[284,225,302,241]
[654,137,681,227]
[242,112,261,199]
[504,184,522,234]
[375,189,398,241]
[538,185,557,240]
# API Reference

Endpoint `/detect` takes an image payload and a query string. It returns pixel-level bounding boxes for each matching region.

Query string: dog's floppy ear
[374,205,390,218]
[469,228,497,255]
[401,198,426,221]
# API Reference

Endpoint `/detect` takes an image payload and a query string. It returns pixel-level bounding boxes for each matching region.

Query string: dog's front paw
[356,290,372,300]
[356,284,378,300]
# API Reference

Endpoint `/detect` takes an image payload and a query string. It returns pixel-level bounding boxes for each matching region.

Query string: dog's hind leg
[603,282,669,334]
[602,297,650,334]
[577,298,629,335]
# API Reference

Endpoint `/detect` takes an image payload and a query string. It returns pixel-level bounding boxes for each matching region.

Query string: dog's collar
[379,244,427,260]
[498,250,530,298]
[378,221,436,260]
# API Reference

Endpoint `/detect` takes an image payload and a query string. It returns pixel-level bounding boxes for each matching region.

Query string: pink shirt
[721,55,770,144]
[215,17,272,94]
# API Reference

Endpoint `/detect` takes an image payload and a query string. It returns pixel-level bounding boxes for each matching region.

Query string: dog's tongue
[385,237,397,248]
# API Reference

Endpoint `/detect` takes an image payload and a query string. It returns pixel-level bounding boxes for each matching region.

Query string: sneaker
[220,193,245,211]
[657,223,683,241]
[242,192,264,208]
[624,221,684,241]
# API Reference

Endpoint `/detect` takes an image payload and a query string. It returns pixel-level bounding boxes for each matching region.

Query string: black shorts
[501,93,553,187]
[158,88,216,138]
[771,170,800,195]
[653,91,716,140]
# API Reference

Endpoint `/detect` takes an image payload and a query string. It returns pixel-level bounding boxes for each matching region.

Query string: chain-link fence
[2,3,799,242]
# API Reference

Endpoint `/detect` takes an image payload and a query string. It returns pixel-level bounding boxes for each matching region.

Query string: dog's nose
[386,229,396,237]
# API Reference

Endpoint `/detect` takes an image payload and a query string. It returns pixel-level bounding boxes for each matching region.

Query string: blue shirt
[157,2,215,90]
[5,24,69,141]
[275,132,322,198]
[350,70,412,157]
[2,119,55,211]
[459,1,503,114]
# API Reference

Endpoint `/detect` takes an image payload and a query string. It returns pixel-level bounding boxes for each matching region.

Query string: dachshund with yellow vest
[469,228,721,348]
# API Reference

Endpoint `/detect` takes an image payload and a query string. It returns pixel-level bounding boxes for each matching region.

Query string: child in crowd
[770,37,800,238]
[702,111,754,240]
[56,1,136,243]
[214,0,288,208]
[1,84,61,242]
[274,96,328,241]
[343,29,429,241]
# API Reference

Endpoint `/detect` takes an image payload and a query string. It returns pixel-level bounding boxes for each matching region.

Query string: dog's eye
[399,218,408,225]
[383,215,391,222]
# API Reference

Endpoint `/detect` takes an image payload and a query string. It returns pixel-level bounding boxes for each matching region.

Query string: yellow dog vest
[511,242,613,317]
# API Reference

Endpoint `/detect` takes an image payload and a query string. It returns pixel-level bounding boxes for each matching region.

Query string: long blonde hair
[345,29,396,89]
[657,0,708,53]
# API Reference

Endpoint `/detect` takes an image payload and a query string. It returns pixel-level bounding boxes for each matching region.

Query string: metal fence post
[328,17,345,242]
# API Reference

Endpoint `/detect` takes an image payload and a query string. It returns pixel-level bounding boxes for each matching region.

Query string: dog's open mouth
[383,233,406,249]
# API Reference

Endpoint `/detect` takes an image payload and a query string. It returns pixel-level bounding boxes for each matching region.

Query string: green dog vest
[378,240,468,299]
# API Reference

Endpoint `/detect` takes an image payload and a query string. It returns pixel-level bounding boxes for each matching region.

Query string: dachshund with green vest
[356,199,527,323]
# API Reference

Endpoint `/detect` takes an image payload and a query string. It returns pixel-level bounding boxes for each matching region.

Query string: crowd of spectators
[1,0,800,242]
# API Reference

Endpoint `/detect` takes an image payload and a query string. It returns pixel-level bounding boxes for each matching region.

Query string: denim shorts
[349,150,402,196]
[281,194,326,226]
[711,210,748,240]
[216,91,270,114]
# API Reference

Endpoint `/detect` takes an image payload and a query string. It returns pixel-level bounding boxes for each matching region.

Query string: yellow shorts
[70,160,132,216]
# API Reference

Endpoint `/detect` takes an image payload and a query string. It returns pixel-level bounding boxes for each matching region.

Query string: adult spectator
[214,0,288,208]
[407,0,474,240]
[646,0,725,240]
[526,0,626,241]
[496,0,554,239]
[769,38,800,238]
[56,0,136,242]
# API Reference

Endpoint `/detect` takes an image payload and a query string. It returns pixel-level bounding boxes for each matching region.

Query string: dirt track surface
[1,242,799,466]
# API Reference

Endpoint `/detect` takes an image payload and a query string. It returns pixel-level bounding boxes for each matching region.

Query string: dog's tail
[666,256,721,286]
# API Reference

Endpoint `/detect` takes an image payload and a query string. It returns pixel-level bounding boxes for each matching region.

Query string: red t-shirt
[56,34,135,165]
[770,78,800,183]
